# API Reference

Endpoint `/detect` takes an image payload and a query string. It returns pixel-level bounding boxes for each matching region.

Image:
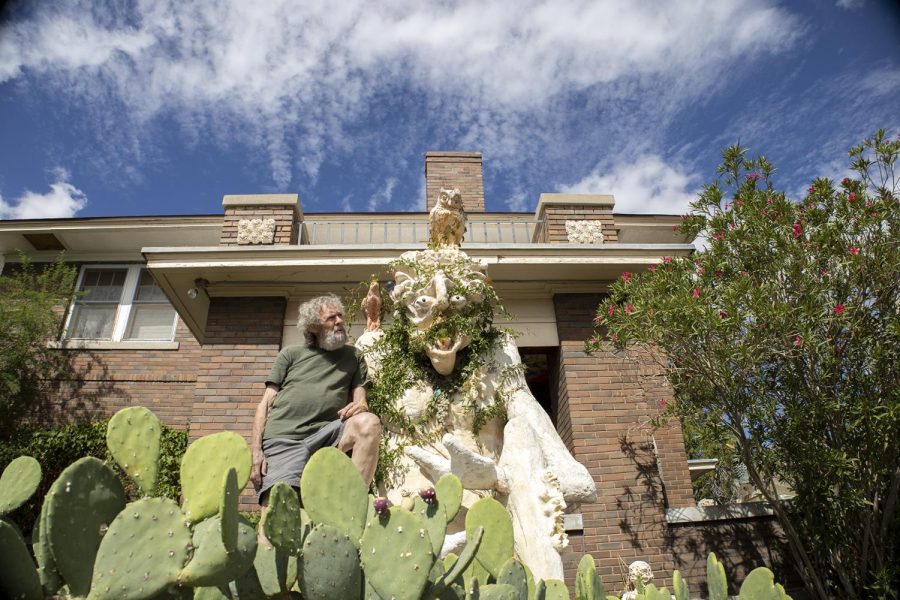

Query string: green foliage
[0,254,77,435]
[588,130,900,599]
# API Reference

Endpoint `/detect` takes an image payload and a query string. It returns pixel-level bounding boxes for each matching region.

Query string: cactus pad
[178,515,257,587]
[0,456,42,516]
[33,494,63,595]
[89,497,191,600]
[0,519,42,600]
[46,456,126,597]
[497,558,529,598]
[435,474,463,523]
[672,570,689,600]
[299,523,362,600]
[706,552,728,600]
[261,482,304,555]
[575,553,604,600]
[739,567,792,600]
[465,497,513,579]
[360,506,434,600]
[106,406,162,495]
[413,496,447,556]
[300,447,368,544]
[479,584,518,599]
[543,579,569,600]
[249,543,297,597]
[219,468,240,553]
[181,432,251,522]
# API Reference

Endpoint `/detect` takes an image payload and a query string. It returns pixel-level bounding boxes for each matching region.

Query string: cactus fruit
[220,468,240,553]
[0,519,42,600]
[542,579,569,600]
[706,552,728,600]
[435,474,463,523]
[672,570,689,600]
[0,456,42,516]
[300,447,368,544]
[181,432,251,523]
[89,497,192,600]
[419,486,437,505]
[465,497,514,579]
[373,497,390,518]
[299,523,362,600]
[496,558,529,598]
[360,506,435,600]
[401,495,417,511]
[46,456,126,597]
[178,515,257,587]
[106,406,162,495]
[739,567,793,600]
[261,482,304,556]
[574,553,604,600]
[414,496,448,556]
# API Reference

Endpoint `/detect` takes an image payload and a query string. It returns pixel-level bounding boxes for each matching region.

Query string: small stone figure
[361,281,382,332]
[428,188,466,248]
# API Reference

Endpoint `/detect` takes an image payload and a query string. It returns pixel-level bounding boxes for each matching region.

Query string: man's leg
[337,412,382,486]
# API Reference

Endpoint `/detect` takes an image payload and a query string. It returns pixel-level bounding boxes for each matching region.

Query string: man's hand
[250,452,267,489]
[337,398,368,420]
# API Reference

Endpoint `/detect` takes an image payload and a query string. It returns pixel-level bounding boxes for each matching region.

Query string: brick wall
[534,195,619,243]
[552,293,786,594]
[220,194,301,245]
[191,297,286,510]
[425,152,485,212]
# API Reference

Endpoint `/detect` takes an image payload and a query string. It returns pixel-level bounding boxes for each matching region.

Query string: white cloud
[367,177,398,212]
[0,171,88,219]
[559,155,699,215]
[836,0,865,9]
[0,0,802,188]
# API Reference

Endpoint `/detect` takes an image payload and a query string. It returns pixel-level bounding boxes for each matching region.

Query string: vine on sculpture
[356,187,597,581]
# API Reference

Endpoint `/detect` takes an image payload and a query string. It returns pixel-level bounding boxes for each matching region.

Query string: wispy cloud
[0,0,802,193]
[367,177,398,212]
[836,0,865,9]
[560,155,700,215]
[0,168,87,219]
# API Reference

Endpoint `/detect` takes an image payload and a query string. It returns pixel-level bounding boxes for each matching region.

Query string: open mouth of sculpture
[425,334,471,375]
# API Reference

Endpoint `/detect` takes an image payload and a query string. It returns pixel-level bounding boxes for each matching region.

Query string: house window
[65,265,177,341]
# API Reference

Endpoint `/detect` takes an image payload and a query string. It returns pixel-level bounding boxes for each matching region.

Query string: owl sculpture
[428,188,466,248]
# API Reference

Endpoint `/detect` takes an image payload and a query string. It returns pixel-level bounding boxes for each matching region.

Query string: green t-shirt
[263,344,369,441]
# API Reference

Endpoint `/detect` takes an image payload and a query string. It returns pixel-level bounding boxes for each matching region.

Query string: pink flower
[610,334,618,342]
[672,225,680,231]
[625,305,634,314]
[849,193,856,202]
[794,336,802,346]
[792,222,803,238]
[715,271,723,278]
[842,178,851,185]
[746,172,761,181]
[648,265,656,272]
[866,200,873,207]
[664,256,672,264]
[808,186,815,194]
[833,304,845,316]
[692,288,700,299]
[850,247,860,255]
[608,305,616,316]
[719,310,728,319]
[820,268,829,276]
[713,232,724,241]
[593,315,602,324]
[659,398,667,409]
[622,271,631,282]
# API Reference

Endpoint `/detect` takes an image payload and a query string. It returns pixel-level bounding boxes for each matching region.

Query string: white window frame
[62,264,178,343]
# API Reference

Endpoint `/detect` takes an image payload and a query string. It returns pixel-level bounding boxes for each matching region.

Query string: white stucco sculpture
[355,194,597,581]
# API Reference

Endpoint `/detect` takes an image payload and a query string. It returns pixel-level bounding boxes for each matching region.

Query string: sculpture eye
[415,296,431,306]
[450,294,467,308]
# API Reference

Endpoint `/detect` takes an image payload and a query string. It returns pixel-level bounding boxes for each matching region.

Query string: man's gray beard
[318,328,347,351]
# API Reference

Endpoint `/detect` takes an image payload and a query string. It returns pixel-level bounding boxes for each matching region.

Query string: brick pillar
[425,152,485,212]
[552,293,693,588]
[221,194,302,245]
[192,297,286,510]
[534,194,619,243]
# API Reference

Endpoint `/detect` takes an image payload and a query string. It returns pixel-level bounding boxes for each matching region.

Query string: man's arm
[250,383,279,488]
[336,386,368,420]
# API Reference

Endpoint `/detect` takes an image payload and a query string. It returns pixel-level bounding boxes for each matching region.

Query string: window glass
[68,305,117,339]
[66,268,127,339]
[133,269,169,303]
[125,269,176,340]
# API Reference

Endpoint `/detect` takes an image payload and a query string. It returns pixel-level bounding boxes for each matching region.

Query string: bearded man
[250,294,381,506]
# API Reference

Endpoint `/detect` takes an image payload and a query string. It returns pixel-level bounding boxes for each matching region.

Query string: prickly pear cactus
[574,554,604,600]
[299,523,362,600]
[360,506,434,600]
[542,579,569,600]
[301,447,368,545]
[0,456,41,516]
[496,558,529,598]
[478,583,519,599]
[260,482,305,556]
[219,468,240,553]
[413,495,447,556]
[178,515,257,587]
[706,552,728,600]
[465,497,514,579]
[46,456,126,597]
[672,570,689,600]
[181,431,251,522]
[89,497,192,600]
[106,406,162,495]
[0,519,42,600]
[435,473,463,523]
[739,567,793,600]
[247,543,298,597]
[33,494,63,595]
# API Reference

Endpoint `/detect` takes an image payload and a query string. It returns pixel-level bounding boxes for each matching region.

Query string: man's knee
[353,412,382,438]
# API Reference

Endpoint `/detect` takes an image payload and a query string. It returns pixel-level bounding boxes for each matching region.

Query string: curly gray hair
[297,294,344,346]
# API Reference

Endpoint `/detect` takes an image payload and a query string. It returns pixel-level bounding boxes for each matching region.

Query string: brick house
[0,152,789,592]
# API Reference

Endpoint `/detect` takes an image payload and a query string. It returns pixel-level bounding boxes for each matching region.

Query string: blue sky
[0,0,897,219]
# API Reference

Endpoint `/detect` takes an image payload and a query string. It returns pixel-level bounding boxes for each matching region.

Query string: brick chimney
[425,152,485,212]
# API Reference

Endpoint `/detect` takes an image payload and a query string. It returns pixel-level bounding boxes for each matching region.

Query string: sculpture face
[389,249,488,375]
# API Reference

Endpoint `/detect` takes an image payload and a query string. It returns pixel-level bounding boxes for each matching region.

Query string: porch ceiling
[143,243,694,343]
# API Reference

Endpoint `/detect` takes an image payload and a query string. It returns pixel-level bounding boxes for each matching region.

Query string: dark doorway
[519,347,559,426]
